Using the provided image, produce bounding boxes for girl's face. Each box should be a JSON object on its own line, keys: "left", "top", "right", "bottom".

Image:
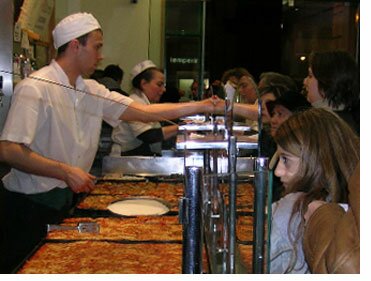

{"left": 142, "top": 71, "right": 166, "bottom": 102}
{"left": 274, "top": 145, "right": 300, "bottom": 189}
{"left": 303, "top": 67, "right": 323, "bottom": 105}
{"left": 270, "top": 105, "right": 293, "bottom": 136}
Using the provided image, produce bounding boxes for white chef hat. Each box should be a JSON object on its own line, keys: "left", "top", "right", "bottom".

{"left": 52, "top": 12, "right": 101, "bottom": 49}
{"left": 130, "top": 60, "right": 157, "bottom": 81}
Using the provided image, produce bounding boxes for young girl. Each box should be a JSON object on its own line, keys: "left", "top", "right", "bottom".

{"left": 269, "top": 108, "right": 360, "bottom": 273}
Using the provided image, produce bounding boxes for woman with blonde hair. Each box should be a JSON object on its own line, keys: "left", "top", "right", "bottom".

{"left": 269, "top": 108, "right": 359, "bottom": 273}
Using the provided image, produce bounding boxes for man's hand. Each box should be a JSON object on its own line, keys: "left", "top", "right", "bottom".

{"left": 201, "top": 95, "right": 224, "bottom": 114}
{"left": 60, "top": 164, "right": 96, "bottom": 193}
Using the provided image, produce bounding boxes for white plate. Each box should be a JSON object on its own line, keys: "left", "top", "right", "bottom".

{"left": 107, "top": 198, "right": 170, "bottom": 216}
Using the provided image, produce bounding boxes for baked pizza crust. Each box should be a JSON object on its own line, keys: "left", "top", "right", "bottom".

{"left": 19, "top": 241, "right": 183, "bottom": 274}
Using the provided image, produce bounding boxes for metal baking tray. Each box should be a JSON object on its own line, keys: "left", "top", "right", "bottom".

{"left": 102, "top": 155, "right": 256, "bottom": 176}
{"left": 15, "top": 239, "right": 183, "bottom": 274}
{"left": 176, "top": 134, "right": 258, "bottom": 150}
{"left": 179, "top": 123, "right": 252, "bottom": 132}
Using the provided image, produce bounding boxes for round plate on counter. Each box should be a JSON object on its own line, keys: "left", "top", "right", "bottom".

{"left": 107, "top": 197, "right": 171, "bottom": 216}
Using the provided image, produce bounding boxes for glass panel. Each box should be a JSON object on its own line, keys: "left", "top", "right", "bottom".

{"left": 165, "top": 36, "right": 201, "bottom": 87}
{"left": 281, "top": 0, "right": 359, "bottom": 82}
{"left": 165, "top": 1, "right": 202, "bottom": 35}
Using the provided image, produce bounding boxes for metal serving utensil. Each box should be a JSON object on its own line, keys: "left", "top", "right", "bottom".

{"left": 47, "top": 222, "right": 100, "bottom": 233}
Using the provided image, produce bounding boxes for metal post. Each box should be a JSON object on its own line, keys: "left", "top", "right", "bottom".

{"left": 198, "top": 0, "right": 206, "bottom": 100}
{"left": 266, "top": 170, "right": 274, "bottom": 273}
{"left": 181, "top": 166, "right": 203, "bottom": 274}
{"left": 0, "top": 0, "right": 14, "bottom": 131}
{"left": 204, "top": 150, "right": 211, "bottom": 174}
{"left": 253, "top": 157, "right": 269, "bottom": 273}
{"left": 228, "top": 136, "right": 237, "bottom": 273}
{"left": 257, "top": 98, "right": 262, "bottom": 157}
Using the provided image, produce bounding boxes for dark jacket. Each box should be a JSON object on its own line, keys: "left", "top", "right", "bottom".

{"left": 303, "top": 163, "right": 360, "bottom": 273}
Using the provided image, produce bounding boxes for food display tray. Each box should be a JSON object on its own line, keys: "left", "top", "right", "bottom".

{"left": 102, "top": 155, "right": 256, "bottom": 176}
{"left": 178, "top": 123, "right": 253, "bottom": 133}
{"left": 16, "top": 240, "right": 184, "bottom": 274}
{"left": 14, "top": 178, "right": 256, "bottom": 274}
{"left": 176, "top": 134, "right": 258, "bottom": 150}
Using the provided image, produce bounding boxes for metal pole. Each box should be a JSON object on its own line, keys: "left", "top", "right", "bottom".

{"left": 198, "top": 0, "right": 206, "bottom": 100}
{"left": 253, "top": 157, "right": 269, "bottom": 273}
{"left": 0, "top": 0, "right": 13, "bottom": 131}
{"left": 228, "top": 136, "right": 237, "bottom": 273}
{"left": 266, "top": 170, "right": 274, "bottom": 273}
{"left": 181, "top": 166, "right": 203, "bottom": 274}
{"left": 257, "top": 98, "right": 262, "bottom": 157}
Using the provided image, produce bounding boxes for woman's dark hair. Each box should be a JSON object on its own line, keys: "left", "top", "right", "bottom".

{"left": 132, "top": 67, "right": 162, "bottom": 90}
{"left": 309, "top": 50, "right": 359, "bottom": 110}
{"left": 104, "top": 64, "right": 124, "bottom": 82}
{"left": 258, "top": 72, "right": 298, "bottom": 98}
{"left": 221, "top": 67, "right": 254, "bottom": 84}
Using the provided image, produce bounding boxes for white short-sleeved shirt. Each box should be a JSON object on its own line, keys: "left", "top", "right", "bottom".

{"left": 111, "top": 90, "right": 161, "bottom": 155}
{"left": 0, "top": 60, "right": 133, "bottom": 194}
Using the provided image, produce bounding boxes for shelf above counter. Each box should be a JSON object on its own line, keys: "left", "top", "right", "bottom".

{"left": 176, "top": 133, "right": 258, "bottom": 150}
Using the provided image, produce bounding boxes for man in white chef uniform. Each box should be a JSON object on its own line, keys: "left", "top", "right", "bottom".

{"left": 0, "top": 12, "right": 221, "bottom": 272}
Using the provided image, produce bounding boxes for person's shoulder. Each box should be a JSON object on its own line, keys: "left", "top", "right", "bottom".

{"left": 84, "top": 78, "right": 120, "bottom": 100}
{"left": 85, "top": 78, "right": 102, "bottom": 86}
{"left": 14, "top": 65, "right": 52, "bottom": 92}
{"left": 272, "top": 192, "right": 304, "bottom": 233}
{"left": 273, "top": 192, "right": 303, "bottom": 214}
{"left": 129, "top": 91, "right": 146, "bottom": 103}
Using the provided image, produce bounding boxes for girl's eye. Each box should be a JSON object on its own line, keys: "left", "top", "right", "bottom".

{"left": 280, "top": 155, "right": 288, "bottom": 164}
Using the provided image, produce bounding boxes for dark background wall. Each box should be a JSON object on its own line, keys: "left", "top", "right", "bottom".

{"left": 205, "top": 0, "right": 282, "bottom": 82}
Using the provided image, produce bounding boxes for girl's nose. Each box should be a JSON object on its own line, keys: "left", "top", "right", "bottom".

{"left": 274, "top": 160, "right": 284, "bottom": 178}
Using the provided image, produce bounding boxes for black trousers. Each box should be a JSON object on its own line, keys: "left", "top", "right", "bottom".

{"left": 0, "top": 184, "right": 74, "bottom": 273}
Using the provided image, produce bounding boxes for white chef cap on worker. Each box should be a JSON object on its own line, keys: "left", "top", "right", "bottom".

{"left": 130, "top": 60, "right": 157, "bottom": 81}
{"left": 52, "top": 12, "right": 101, "bottom": 49}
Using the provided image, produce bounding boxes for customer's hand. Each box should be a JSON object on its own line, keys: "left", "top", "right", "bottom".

{"left": 202, "top": 95, "right": 224, "bottom": 114}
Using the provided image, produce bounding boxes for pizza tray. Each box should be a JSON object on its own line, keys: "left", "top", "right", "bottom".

{"left": 73, "top": 207, "right": 179, "bottom": 218}
{"left": 77, "top": 193, "right": 178, "bottom": 209}
{"left": 15, "top": 240, "right": 184, "bottom": 274}
{"left": 106, "top": 197, "right": 172, "bottom": 217}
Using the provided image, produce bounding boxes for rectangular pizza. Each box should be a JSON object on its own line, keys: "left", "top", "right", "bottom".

{"left": 18, "top": 241, "right": 182, "bottom": 274}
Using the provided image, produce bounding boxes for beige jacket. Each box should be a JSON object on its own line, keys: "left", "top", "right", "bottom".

{"left": 303, "top": 163, "right": 360, "bottom": 273}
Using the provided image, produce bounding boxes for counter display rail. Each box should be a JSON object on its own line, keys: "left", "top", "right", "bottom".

{"left": 174, "top": 114, "right": 270, "bottom": 274}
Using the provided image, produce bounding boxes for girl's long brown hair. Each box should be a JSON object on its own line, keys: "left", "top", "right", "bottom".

{"left": 273, "top": 108, "right": 360, "bottom": 272}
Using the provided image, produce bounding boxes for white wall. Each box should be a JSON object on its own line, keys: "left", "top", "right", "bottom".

{"left": 55, "top": 0, "right": 163, "bottom": 93}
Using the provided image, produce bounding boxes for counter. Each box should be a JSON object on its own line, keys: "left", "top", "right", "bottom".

{"left": 17, "top": 178, "right": 255, "bottom": 274}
